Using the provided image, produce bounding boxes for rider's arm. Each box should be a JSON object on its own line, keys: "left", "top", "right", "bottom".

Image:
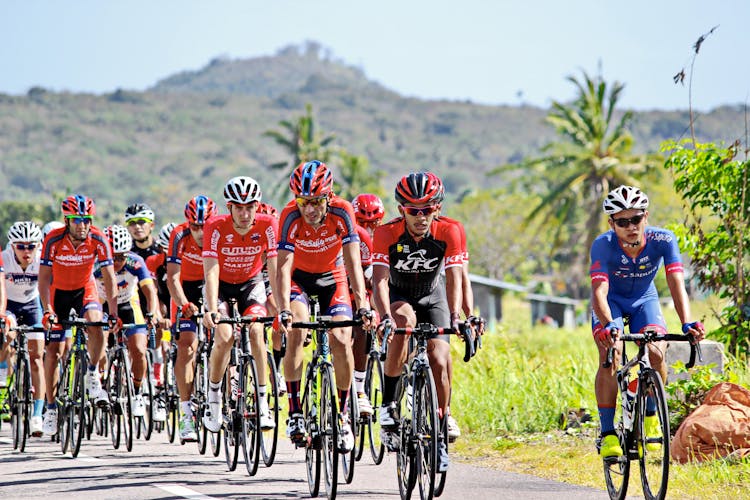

{"left": 371, "top": 264, "right": 391, "bottom": 321}
{"left": 666, "top": 270, "right": 693, "bottom": 326}
{"left": 203, "top": 256, "right": 220, "bottom": 315}
{"left": 591, "top": 279, "right": 614, "bottom": 326}
{"left": 275, "top": 249, "right": 294, "bottom": 313}
{"left": 265, "top": 255, "right": 280, "bottom": 315}
{"left": 38, "top": 265, "right": 53, "bottom": 314}
{"left": 342, "top": 240, "right": 368, "bottom": 311}
{"left": 444, "top": 265, "right": 463, "bottom": 319}
{"left": 0, "top": 269, "right": 6, "bottom": 315}
{"left": 138, "top": 278, "right": 162, "bottom": 321}
{"left": 461, "top": 261, "right": 473, "bottom": 317}
{"left": 100, "top": 264, "right": 119, "bottom": 317}
{"left": 166, "top": 262, "right": 189, "bottom": 308}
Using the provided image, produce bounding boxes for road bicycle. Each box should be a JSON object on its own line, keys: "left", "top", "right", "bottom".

{"left": 215, "top": 299, "right": 274, "bottom": 476}
{"left": 260, "top": 322, "right": 282, "bottom": 467}
{"left": 291, "top": 297, "right": 362, "bottom": 500}
{"left": 154, "top": 321, "right": 180, "bottom": 443}
{"left": 134, "top": 320, "right": 157, "bottom": 442}
{"left": 601, "top": 327, "right": 701, "bottom": 500}
{"left": 1, "top": 321, "right": 47, "bottom": 452}
{"left": 56, "top": 314, "right": 109, "bottom": 457}
{"left": 381, "top": 322, "right": 474, "bottom": 500}
{"left": 189, "top": 307, "right": 220, "bottom": 455}
{"left": 354, "top": 328, "right": 385, "bottom": 465}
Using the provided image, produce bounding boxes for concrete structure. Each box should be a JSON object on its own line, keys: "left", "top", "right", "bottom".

{"left": 665, "top": 339, "right": 725, "bottom": 383}
{"left": 467, "top": 273, "right": 526, "bottom": 329}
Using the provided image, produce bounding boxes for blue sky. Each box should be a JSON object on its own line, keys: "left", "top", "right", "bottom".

{"left": 2, "top": 1, "right": 747, "bottom": 111}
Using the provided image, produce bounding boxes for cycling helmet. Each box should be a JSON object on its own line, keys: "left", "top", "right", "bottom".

{"left": 42, "top": 221, "right": 65, "bottom": 239}
{"left": 603, "top": 185, "right": 649, "bottom": 215}
{"left": 7, "top": 221, "right": 43, "bottom": 244}
{"left": 257, "top": 202, "right": 279, "bottom": 219}
{"left": 124, "top": 203, "right": 155, "bottom": 222}
{"left": 224, "top": 176, "right": 262, "bottom": 204}
{"left": 61, "top": 194, "right": 96, "bottom": 216}
{"left": 394, "top": 172, "right": 443, "bottom": 205}
{"left": 289, "top": 160, "right": 333, "bottom": 197}
{"left": 156, "top": 222, "right": 177, "bottom": 250}
{"left": 352, "top": 194, "right": 385, "bottom": 223}
{"left": 104, "top": 224, "right": 133, "bottom": 254}
{"left": 184, "top": 195, "right": 217, "bottom": 224}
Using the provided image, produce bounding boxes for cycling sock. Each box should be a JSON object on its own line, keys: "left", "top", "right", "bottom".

{"left": 258, "top": 385, "right": 267, "bottom": 398}
{"left": 598, "top": 406, "right": 616, "bottom": 434}
{"left": 47, "top": 402, "right": 57, "bottom": 410}
{"left": 286, "top": 380, "right": 301, "bottom": 414}
{"left": 338, "top": 388, "right": 349, "bottom": 414}
{"left": 0, "top": 361, "right": 7, "bottom": 369}
{"left": 353, "top": 370, "right": 366, "bottom": 394}
{"left": 181, "top": 400, "right": 193, "bottom": 418}
{"left": 87, "top": 365, "right": 97, "bottom": 373}
{"left": 383, "top": 375, "right": 400, "bottom": 405}
{"left": 646, "top": 395, "right": 657, "bottom": 414}
{"left": 273, "top": 349, "right": 283, "bottom": 368}
{"left": 33, "top": 399, "right": 45, "bottom": 417}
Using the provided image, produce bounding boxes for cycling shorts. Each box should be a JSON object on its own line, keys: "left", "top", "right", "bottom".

{"left": 6, "top": 299, "right": 44, "bottom": 340}
{"left": 591, "top": 293, "right": 667, "bottom": 335}
{"left": 48, "top": 283, "right": 102, "bottom": 343}
{"left": 290, "top": 268, "right": 352, "bottom": 319}
{"left": 217, "top": 278, "right": 268, "bottom": 317}
{"left": 170, "top": 280, "right": 204, "bottom": 334}
{"left": 390, "top": 285, "right": 451, "bottom": 344}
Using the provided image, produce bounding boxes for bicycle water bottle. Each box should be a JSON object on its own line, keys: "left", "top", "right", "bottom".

{"left": 622, "top": 378, "right": 637, "bottom": 429}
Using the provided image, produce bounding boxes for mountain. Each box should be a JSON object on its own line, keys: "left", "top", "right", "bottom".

{"left": 0, "top": 42, "right": 745, "bottom": 225}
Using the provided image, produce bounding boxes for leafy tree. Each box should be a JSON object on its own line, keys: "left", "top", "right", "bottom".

{"left": 332, "top": 151, "right": 386, "bottom": 201}
{"left": 492, "top": 70, "right": 661, "bottom": 297}
{"left": 263, "top": 103, "right": 336, "bottom": 203}
{"left": 0, "top": 200, "right": 58, "bottom": 247}
{"left": 663, "top": 140, "right": 750, "bottom": 355}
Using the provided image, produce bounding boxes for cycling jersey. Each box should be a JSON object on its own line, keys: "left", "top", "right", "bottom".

{"left": 1, "top": 246, "right": 41, "bottom": 303}
{"left": 93, "top": 252, "right": 153, "bottom": 306}
{"left": 146, "top": 252, "right": 170, "bottom": 306}
{"left": 356, "top": 224, "right": 373, "bottom": 269}
{"left": 372, "top": 217, "right": 463, "bottom": 298}
{"left": 435, "top": 215, "right": 468, "bottom": 264}
{"left": 40, "top": 225, "right": 113, "bottom": 290}
{"left": 131, "top": 240, "right": 161, "bottom": 262}
{"left": 202, "top": 213, "right": 278, "bottom": 284}
{"left": 166, "top": 222, "right": 204, "bottom": 282}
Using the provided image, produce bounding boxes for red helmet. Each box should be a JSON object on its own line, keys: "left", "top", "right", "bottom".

{"left": 394, "top": 172, "right": 443, "bottom": 205}
{"left": 184, "top": 195, "right": 217, "bottom": 224}
{"left": 289, "top": 160, "right": 333, "bottom": 197}
{"left": 352, "top": 194, "right": 385, "bottom": 223}
{"left": 257, "top": 202, "right": 279, "bottom": 219}
{"left": 61, "top": 195, "right": 96, "bottom": 216}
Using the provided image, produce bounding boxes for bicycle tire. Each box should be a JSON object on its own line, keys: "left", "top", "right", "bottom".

{"left": 414, "top": 367, "right": 438, "bottom": 500}
{"left": 140, "top": 349, "right": 155, "bottom": 441}
{"left": 303, "top": 366, "right": 321, "bottom": 498}
{"left": 320, "top": 365, "right": 339, "bottom": 499}
{"left": 261, "top": 351, "right": 279, "bottom": 467}
{"left": 107, "top": 359, "right": 121, "bottom": 450}
{"left": 223, "top": 368, "right": 240, "bottom": 471}
{"left": 58, "top": 353, "right": 73, "bottom": 454}
{"left": 119, "top": 352, "right": 135, "bottom": 452}
{"left": 365, "top": 354, "right": 385, "bottom": 465}
{"left": 11, "top": 358, "right": 27, "bottom": 451}
{"left": 637, "top": 369, "right": 670, "bottom": 500}
{"left": 194, "top": 351, "right": 208, "bottom": 455}
{"left": 341, "top": 380, "right": 357, "bottom": 484}
{"left": 396, "top": 371, "right": 417, "bottom": 500}
{"left": 165, "top": 349, "right": 178, "bottom": 443}
{"left": 433, "top": 415, "right": 448, "bottom": 497}
{"left": 240, "top": 356, "right": 261, "bottom": 477}
{"left": 70, "top": 356, "right": 87, "bottom": 457}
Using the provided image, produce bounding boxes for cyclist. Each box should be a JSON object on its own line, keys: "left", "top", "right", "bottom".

{"left": 38, "top": 195, "right": 120, "bottom": 437}
{"left": 42, "top": 221, "right": 65, "bottom": 240}
{"left": 1, "top": 222, "right": 45, "bottom": 435}
{"left": 591, "top": 185, "right": 706, "bottom": 458}
{"left": 350, "top": 193, "right": 385, "bottom": 417}
{"left": 202, "top": 176, "right": 279, "bottom": 432}
{"left": 166, "top": 195, "right": 218, "bottom": 442}
{"left": 372, "top": 172, "right": 464, "bottom": 472}
{"left": 276, "top": 160, "right": 373, "bottom": 453}
{"left": 125, "top": 203, "right": 161, "bottom": 261}
{"left": 96, "top": 225, "right": 162, "bottom": 418}
{"left": 0, "top": 252, "right": 10, "bottom": 388}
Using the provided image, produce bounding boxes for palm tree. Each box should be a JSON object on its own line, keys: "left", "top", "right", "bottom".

{"left": 334, "top": 152, "right": 386, "bottom": 201}
{"left": 263, "top": 103, "right": 337, "bottom": 203}
{"left": 495, "top": 70, "right": 660, "bottom": 297}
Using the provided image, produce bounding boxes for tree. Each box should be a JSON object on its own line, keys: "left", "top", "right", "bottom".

{"left": 0, "top": 201, "right": 58, "bottom": 247}
{"left": 333, "top": 151, "right": 386, "bottom": 201}
{"left": 492, "top": 70, "right": 660, "bottom": 297}
{"left": 263, "top": 104, "right": 336, "bottom": 203}
{"left": 663, "top": 140, "right": 750, "bottom": 355}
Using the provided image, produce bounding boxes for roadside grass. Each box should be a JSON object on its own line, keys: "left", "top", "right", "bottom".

{"left": 450, "top": 295, "right": 750, "bottom": 498}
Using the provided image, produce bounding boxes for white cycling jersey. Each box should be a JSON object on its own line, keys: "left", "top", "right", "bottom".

{"left": 1, "top": 246, "right": 41, "bottom": 304}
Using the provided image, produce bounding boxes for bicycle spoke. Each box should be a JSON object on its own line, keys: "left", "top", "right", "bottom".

{"left": 638, "top": 369, "right": 670, "bottom": 500}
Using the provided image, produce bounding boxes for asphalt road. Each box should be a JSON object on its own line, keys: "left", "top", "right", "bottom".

{"left": 0, "top": 421, "right": 613, "bottom": 499}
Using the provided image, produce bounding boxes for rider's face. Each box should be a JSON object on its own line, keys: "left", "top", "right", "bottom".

{"left": 609, "top": 209, "right": 648, "bottom": 246}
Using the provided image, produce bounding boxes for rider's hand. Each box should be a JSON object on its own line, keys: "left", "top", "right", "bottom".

{"left": 203, "top": 311, "right": 219, "bottom": 329}
{"left": 450, "top": 312, "right": 461, "bottom": 336}
{"left": 108, "top": 314, "right": 123, "bottom": 333}
{"left": 468, "top": 315, "right": 486, "bottom": 336}
{"left": 277, "top": 309, "right": 292, "bottom": 333}
{"left": 682, "top": 321, "right": 705, "bottom": 342}
{"left": 376, "top": 315, "right": 393, "bottom": 344}
{"left": 42, "top": 311, "right": 57, "bottom": 330}
{"left": 158, "top": 317, "right": 172, "bottom": 331}
{"left": 357, "top": 307, "right": 374, "bottom": 329}
{"left": 593, "top": 321, "right": 618, "bottom": 348}
{"left": 181, "top": 302, "right": 197, "bottom": 319}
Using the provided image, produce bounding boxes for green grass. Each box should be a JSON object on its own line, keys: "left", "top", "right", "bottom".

{"left": 449, "top": 296, "right": 750, "bottom": 497}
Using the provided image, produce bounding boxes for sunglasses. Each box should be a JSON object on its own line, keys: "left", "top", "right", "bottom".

{"left": 127, "top": 218, "right": 152, "bottom": 226}
{"left": 296, "top": 197, "right": 327, "bottom": 208}
{"left": 612, "top": 213, "right": 645, "bottom": 228}
{"left": 401, "top": 205, "right": 439, "bottom": 217}
{"left": 113, "top": 254, "right": 128, "bottom": 263}
{"left": 15, "top": 243, "right": 37, "bottom": 251}
{"left": 66, "top": 216, "right": 92, "bottom": 225}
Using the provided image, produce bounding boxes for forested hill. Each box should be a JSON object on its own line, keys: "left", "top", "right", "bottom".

{"left": 0, "top": 42, "right": 745, "bottom": 224}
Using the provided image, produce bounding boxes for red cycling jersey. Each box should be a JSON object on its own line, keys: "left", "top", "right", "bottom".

{"left": 277, "top": 195, "right": 360, "bottom": 277}
{"left": 40, "top": 225, "right": 113, "bottom": 290}
{"left": 435, "top": 215, "right": 468, "bottom": 264}
{"left": 356, "top": 224, "right": 373, "bottom": 268}
{"left": 202, "top": 213, "right": 279, "bottom": 284}
{"left": 166, "top": 222, "right": 204, "bottom": 282}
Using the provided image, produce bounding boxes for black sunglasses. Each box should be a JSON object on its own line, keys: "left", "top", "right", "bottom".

{"left": 612, "top": 213, "right": 645, "bottom": 228}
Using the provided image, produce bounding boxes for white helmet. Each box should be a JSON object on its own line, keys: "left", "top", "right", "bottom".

{"left": 7, "top": 221, "right": 43, "bottom": 243}
{"left": 157, "top": 222, "right": 177, "bottom": 250}
{"left": 124, "top": 203, "right": 155, "bottom": 222}
{"left": 223, "top": 176, "right": 262, "bottom": 204}
{"left": 42, "top": 221, "right": 65, "bottom": 239}
{"left": 603, "top": 185, "right": 649, "bottom": 215}
{"left": 104, "top": 224, "right": 133, "bottom": 253}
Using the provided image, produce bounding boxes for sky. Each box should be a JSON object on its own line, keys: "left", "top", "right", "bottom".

{"left": 2, "top": 1, "right": 748, "bottom": 111}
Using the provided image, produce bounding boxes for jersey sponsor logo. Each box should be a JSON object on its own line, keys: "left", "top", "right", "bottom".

{"left": 220, "top": 245, "right": 263, "bottom": 256}
{"left": 372, "top": 252, "right": 387, "bottom": 262}
{"left": 445, "top": 254, "right": 463, "bottom": 265}
{"left": 397, "top": 244, "right": 410, "bottom": 253}
{"left": 638, "top": 256, "right": 651, "bottom": 264}
{"left": 296, "top": 234, "right": 339, "bottom": 249}
{"left": 225, "top": 233, "right": 234, "bottom": 243}
{"left": 392, "top": 249, "right": 440, "bottom": 272}
{"left": 621, "top": 255, "right": 629, "bottom": 265}
{"left": 56, "top": 254, "right": 88, "bottom": 264}
{"left": 590, "top": 260, "right": 602, "bottom": 271}
{"left": 649, "top": 232, "right": 673, "bottom": 243}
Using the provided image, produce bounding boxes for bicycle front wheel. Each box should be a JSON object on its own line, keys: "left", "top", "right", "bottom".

{"left": 340, "top": 380, "right": 357, "bottom": 484}
{"left": 303, "top": 366, "right": 321, "bottom": 497}
{"left": 414, "top": 367, "right": 438, "bottom": 500}
{"left": 433, "top": 414, "right": 449, "bottom": 497}
{"left": 11, "top": 358, "right": 27, "bottom": 451}
{"left": 58, "top": 354, "right": 73, "bottom": 454}
{"left": 638, "top": 369, "right": 670, "bottom": 500}
{"left": 365, "top": 354, "right": 385, "bottom": 464}
{"left": 396, "top": 372, "right": 417, "bottom": 500}
{"left": 261, "top": 351, "right": 279, "bottom": 467}
{"left": 320, "top": 365, "right": 339, "bottom": 499}
{"left": 107, "top": 359, "right": 121, "bottom": 449}
{"left": 69, "top": 356, "right": 87, "bottom": 457}
{"left": 194, "top": 352, "right": 208, "bottom": 455}
{"left": 119, "top": 353, "right": 135, "bottom": 452}
{"left": 602, "top": 427, "right": 630, "bottom": 499}
{"left": 240, "top": 357, "right": 261, "bottom": 477}
{"left": 222, "top": 370, "right": 240, "bottom": 471}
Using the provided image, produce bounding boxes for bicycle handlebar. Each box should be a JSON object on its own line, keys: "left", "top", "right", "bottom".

{"left": 380, "top": 322, "right": 475, "bottom": 363}
{"left": 291, "top": 316, "right": 363, "bottom": 330}
{"left": 217, "top": 315, "right": 276, "bottom": 326}
{"left": 603, "top": 330, "right": 703, "bottom": 369}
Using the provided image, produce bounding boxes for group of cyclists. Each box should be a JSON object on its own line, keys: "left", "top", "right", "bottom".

{"left": 0, "top": 160, "right": 484, "bottom": 484}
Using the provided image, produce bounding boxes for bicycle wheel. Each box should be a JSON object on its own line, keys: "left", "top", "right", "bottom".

{"left": 165, "top": 351, "right": 178, "bottom": 444}
{"left": 638, "top": 369, "right": 670, "bottom": 500}
{"left": 240, "top": 357, "right": 261, "bottom": 476}
{"left": 365, "top": 354, "right": 385, "bottom": 464}
{"left": 433, "top": 414, "right": 449, "bottom": 497}
{"left": 320, "top": 365, "right": 339, "bottom": 499}
{"left": 194, "top": 352, "right": 208, "bottom": 455}
{"left": 414, "top": 367, "right": 438, "bottom": 500}
{"left": 139, "top": 350, "right": 155, "bottom": 441}
{"left": 107, "top": 359, "right": 121, "bottom": 449}
{"left": 119, "top": 353, "right": 135, "bottom": 452}
{"left": 58, "top": 354, "right": 73, "bottom": 454}
{"left": 11, "top": 357, "right": 28, "bottom": 451}
{"left": 341, "top": 380, "right": 357, "bottom": 484}
{"left": 303, "top": 364, "right": 321, "bottom": 497}
{"left": 261, "top": 351, "right": 279, "bottom": 467}
{"left": 602, "top": 427, "right": 630, "bottom": 499}
{"left": 396, "top": 373, "right": 417, "bottom": 500}
{"left": 69, "top": 356, "right": 87, "bottom": 457}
